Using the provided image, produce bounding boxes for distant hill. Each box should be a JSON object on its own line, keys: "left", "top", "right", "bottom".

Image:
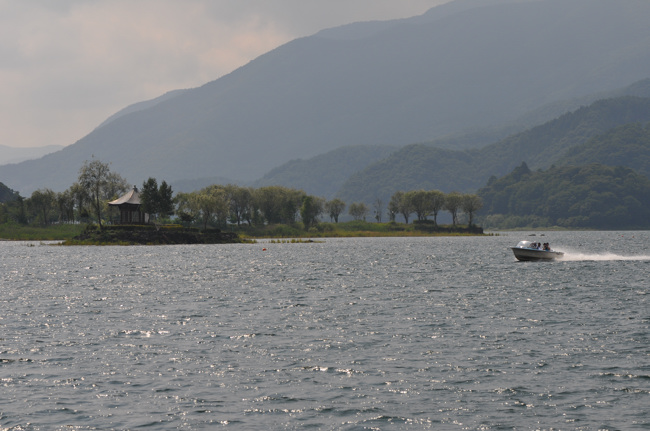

{"left": 94, "top": 89, "right": 189, "bottom": 130}
{"left": 0, "top": 145, "right": 64, "bottom": 165}
{"left": 3, "top": 0, "right": 650, "bottom": 194}
{"left": 251, "top": 145, "right": 398, "bottom": 198}
{"left": 478, "top": 163, "right": 650, "bottom": 229}
{"left": 421, "top": 78, "right": 650, "bottom": 151}
{"left": 171, "top": 176, "right": 240, "bottom": 193}
{"left": 0, "top": 181, "right": 19, "bottom": 203}
{"left": 337, "top": 96, "right": 650, "bottom": 203}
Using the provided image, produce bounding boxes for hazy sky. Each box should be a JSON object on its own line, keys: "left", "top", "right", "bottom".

{"left": 0, "top": 0, "right": 450, "bottom": 149}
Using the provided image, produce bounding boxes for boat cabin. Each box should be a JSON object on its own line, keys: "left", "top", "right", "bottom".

{"left": 108, "top": 186, "right": 148, "bottom": 224}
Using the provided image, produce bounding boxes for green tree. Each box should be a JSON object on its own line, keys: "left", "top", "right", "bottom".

{"left": 140, "top": 178, "right": 174, "bottom": 222}
{"left": 373, "top": 198, "right": 384, "bottom": 222}
{"left": 56, "top": 189, "right": 75, "bottom": 223}
{"left": 427, "top": 190, "right": 446, "bottom": 225}
{"left": 69, "top": 182, "right": 90, "bottom": 223}
{"left": 174, "top": 192, "right": 198, "bottom": 227}
{"left": 254, "top": 186, "right": 305, "bottom": 225}
{"left": 348, "top": 202, "right": 368, "bottom": 221}
{"left": 461, "top": 194, "right": 483, "bottom": 226}
{"left": 28, "top": 188, "right": 56, "bottom": 225}
{"left": 300, "top": 195, "right": 323, "bottom": 230}
{"left": 405, "top": 190, "right": 431, "bottom": 221}
{"left": 324, "top": 198, "right": 346, "bottom": 223}
{"left": 78, "top": 158, "right": 128, "bottom": 228}
{"left": 226, "top": 185, "right": 253, "bottom": 226}
{"left": 389, "top": 191, "right": 413, "bottom": 224}
{"left": 158, "top": 181, "right": 174, "bottom": 219}
{"left": 388, "top": 192, "right": 400, "bottom": 222}
{"left": 140, "top": 177, "right": 159, "bottom": 219}
{"left": 444, "top": 192, "right": 463, "bottom": 225}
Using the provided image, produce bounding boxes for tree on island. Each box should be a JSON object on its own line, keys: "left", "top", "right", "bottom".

{"left": 348, "top": 202, "right": 369, "bottom": 221}
{"left": 78, "top": 158, "right": 128, "bottom": 229}
{"left": 28, "top": 189, "right": 56, "bottom": 225}
{"left": 300, "top": 195, "right": 323, "bottom": 230}
{"left": 388, "top": 191, "right": 414, "bottom": 224}
{"left": 140, "top": 177, "right": 174, "bottom": 222}
{"left": 324, "top": 198, "right": 346, "bottom": 223}
{"left": 444, "top": 192, "right": 463, "bottom": 225}
{"left": 461, "top": 194, "right": 483, "bottom": 227}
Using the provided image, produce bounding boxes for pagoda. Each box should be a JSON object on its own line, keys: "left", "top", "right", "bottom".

{"left": 108, "top": 186, "right": 148, "bottom": 224}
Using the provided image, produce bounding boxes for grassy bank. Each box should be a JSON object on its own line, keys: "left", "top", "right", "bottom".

{"left": 234, "top": 220, "right": 485, "bottom": 239}
{"left": 0, "top": 223, "right": 85, "bottom": 241}
{"left": 0, "top": 220, "right": 486, "bottom": 243}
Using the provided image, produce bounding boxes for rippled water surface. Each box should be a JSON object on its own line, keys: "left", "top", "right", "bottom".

{"left": 1, "top": 232, "right": 649, "bottom": 430}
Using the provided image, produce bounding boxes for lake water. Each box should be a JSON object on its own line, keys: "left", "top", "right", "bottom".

{"left": 1, "top": 232, "right": 648, "bottom": 430}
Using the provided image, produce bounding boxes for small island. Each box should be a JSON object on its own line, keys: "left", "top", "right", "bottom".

{"left": 65, "top": 224, "right": 239, "bottom": 245}
{"left": 1, "top": 160, "right": 486, "bottom": 245}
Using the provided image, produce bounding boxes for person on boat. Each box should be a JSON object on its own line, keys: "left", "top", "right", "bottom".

{"left": 543, "top": 243, "right": 550, "bottom": 251}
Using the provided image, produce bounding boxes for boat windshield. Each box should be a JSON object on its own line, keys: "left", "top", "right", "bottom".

{"left": 516, "top": 241, "right": 532, "bottom": 248}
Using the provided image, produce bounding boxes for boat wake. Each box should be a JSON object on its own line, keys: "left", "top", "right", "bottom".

{"left": 559, "top": 250, "right": 650, "bottom": 261}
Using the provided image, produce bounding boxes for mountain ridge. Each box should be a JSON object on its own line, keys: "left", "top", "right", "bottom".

{"left": 336, "top": 96, "right": 650, "bottom": 203}
{"left": 3, "top": 0, "right": 650, "bottom": 194}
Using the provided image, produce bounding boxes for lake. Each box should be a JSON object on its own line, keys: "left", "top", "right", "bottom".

{"left": 1, "top": 232, "right": 648, "bottom": 430}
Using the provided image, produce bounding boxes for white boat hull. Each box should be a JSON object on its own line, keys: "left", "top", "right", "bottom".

{"left": 511, "top": 247, "right": 564, "bottom": 261}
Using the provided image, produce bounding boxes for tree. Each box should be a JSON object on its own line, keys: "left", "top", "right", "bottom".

{"left": 405, "top": 190, "right": 430, "bottom": 221}
{"left": 461, "top": 194, "right": 483, "bottom": 226}
{"left": 78, "top": 158, "right": 128, "bottom": 228}
{"left": 158, "top": 181, "right": 174, "bottom": 219}
{"left": 200, "top": 185, "right": 229, "bottom": 228}
{"left": 324, "top": 198, "right": 346, "bottom": 223}
{"left": 28, "top": 189, "right": 56, "bottom": 225}
{"left": 348, "top": 202, "right": 368, "bottom": 221}
{"left": 388, "top": 192, "right": 400, "bottom": 222}
{"left": 373, "top": 198, "right": 384, "bottom": 223}
{"left": 140, "top": 177, "right": 159, "bottom": 219}
{"left": 226, "top": 185, "right": 253, "bottom": 227}
{"left": 174, "top": 192, "right": 197, "bottom": 227}
{"left": 444, "top": 192, "right": 463, "bottom": 225}
{"left": 428, "top": 190, "right": 446, "bottom": 225}
{"left": 175, "top": 189, "right": 224, "bottom": 230}
{"left": 56, "top": 189, "right": 75, "bottom": 223}
{"left": 69, "top": 182, "right": 90, "bottom": 223}
{"left": 139, "top": 178, "right": 175, "bottom": 222}
{"left": 254, "top": 186, "right": 305, "bottom": 225}
{"left": 389, "top": 191, "right": 413, "bottom": 224}
{"left": 300, "top": 195, "right": 323, "bottom": 230}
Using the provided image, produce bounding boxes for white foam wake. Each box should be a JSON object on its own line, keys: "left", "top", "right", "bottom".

{"left": 558, "top": 250, "right": 650, "bottom": 261}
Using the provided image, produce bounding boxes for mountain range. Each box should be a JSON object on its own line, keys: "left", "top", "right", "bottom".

{"left": 336, "top": 95, "right": 650, "bottom": 203}
{"left": 2, "top": 0, "right": 650, "bottom": 196}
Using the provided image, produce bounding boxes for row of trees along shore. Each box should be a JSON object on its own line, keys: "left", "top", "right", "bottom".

{"left": 0, "top": 159, "right": 483, "bottom": 230}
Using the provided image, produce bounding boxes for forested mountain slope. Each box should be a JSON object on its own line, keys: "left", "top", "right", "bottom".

{"left": 337, "top": 97, "right": 650, "bottom": 203}
{"left": 478, "top": 163, "right": 650, "bottom": 229}
{"left": 0, "top": 182, "right": 19, "bottom": 203}
{"left": 3, "top": 0, "right": 650, "bottom": 194}
{"left": 559, "top": 123, "right": 650, "bottom": 178}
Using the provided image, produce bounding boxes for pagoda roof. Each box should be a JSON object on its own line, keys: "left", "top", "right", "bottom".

{"left": 108, "top": 186, "right": 141, "bottom": 206}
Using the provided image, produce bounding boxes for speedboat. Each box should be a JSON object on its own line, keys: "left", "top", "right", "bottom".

{"left": 510, "top": 240, "right": 564, "bottom": 261}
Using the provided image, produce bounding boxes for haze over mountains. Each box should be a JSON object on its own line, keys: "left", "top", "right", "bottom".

{"left": 0, "top": 145, "right": 64, "bottom": 166}
{"left": 2, "top": 0, "right": 650, "bottom": 195}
